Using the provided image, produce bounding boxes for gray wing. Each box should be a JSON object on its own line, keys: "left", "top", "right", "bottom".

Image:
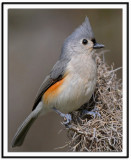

{"left": 32, "top": 58, "right": 69, "bottom": 111}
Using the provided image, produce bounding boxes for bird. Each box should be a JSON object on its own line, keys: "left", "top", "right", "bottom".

{"left": 11, "top": 17, "right": 104, "bottom": 147}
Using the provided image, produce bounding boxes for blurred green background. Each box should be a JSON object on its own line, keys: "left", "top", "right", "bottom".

{"left": 8, "top": 9, "right": 122, "bottom": 152}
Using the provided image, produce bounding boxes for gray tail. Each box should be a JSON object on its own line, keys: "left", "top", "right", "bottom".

{"left": 11, "top": 102, "right": 43, "bottom": 147}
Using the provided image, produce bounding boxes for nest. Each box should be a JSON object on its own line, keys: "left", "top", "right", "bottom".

{"left": 61, "top": 52, "right": 122, "bottom": 152}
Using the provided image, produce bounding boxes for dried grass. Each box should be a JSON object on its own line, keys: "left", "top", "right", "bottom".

{"left": 62, "top": 52, "right": 122, "bottom": 152}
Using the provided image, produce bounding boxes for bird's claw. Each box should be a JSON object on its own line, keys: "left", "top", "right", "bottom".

{"left": 53, "top": 107, "right": 72, "bottom": 127}
{"left": 81, "top": 107, "right": 101, "bottom": 119}
{"left": 62, "top": 114, "right": 72, "bottom": 127}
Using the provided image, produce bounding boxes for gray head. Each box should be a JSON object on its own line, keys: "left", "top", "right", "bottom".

{"left": 60, "top": 17, "right": 104, "bottom": 59}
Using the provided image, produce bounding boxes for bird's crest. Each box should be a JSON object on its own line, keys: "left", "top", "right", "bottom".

{"left": 69, "top": 17, "right": 95, "bottom": 40}
{"left": 80, "top": 17, "right": 95, "bottom": 39}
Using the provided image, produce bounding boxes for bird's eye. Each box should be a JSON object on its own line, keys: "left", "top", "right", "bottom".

{"left": 82, "top": 39, "right": 88, "bottom": 45}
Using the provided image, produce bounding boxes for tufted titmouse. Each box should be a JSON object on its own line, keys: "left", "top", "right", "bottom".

{"left": 12, "top": 17, "right": 104, "bottom": 147}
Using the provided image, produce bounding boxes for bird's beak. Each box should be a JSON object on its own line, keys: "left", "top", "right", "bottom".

{"left": 93, "top": 43, "right": 104, "bottom": 49}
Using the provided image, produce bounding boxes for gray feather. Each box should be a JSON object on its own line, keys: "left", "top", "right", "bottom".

{"left": 50, "top": 58, "right": 70, "bottom": 79}
{"left": 72, "top": 17, "right": 94, "bottom": 40}
{"left": 80, "top": 16, "right": 95, "bottom": 40}
{"left": 12, "top": 102, "right": 43, "bottom": 147}
{"left": 67, "top": 17, "right": 94, "bottom": 41}
{"left": 32, "top": 75, "right": 53, "bottom": 110}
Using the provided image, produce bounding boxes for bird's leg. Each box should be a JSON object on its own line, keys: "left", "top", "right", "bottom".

{"left": 81, "top": 106, "right": 101, "bottom": 119}
{"left": 53, "top": 108, "right": 72, "bottom": 127}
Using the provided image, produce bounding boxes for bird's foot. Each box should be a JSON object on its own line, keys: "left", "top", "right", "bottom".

{"left": 62, "top": 114, "right": 72, "bottom": 127}
{"left": 81, "top": 107, "right": 101, "bottom": 119}
{"left": 53, "top": 108, "right": 72, "bottom": 127}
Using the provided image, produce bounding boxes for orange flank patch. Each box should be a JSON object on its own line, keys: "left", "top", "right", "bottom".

{"left": 43, "top": 77, "right": 65, "bottom": 104}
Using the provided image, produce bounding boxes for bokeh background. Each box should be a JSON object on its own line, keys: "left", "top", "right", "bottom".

{"left": 8, "top": 9, "right": 122, "bottom": 152}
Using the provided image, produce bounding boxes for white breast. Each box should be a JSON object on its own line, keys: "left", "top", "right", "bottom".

{"left": 46, "top": 54, "right": 97, "bottom": 113}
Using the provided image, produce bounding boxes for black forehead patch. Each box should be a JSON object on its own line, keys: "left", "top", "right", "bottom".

{"left": 91, "top": 38, "right": 96, "bottom": 44}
